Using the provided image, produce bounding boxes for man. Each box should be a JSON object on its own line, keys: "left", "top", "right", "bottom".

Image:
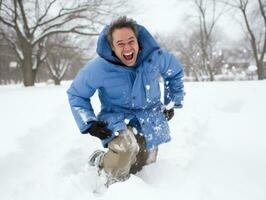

{"left": 67, "top": 16, "right": 184, "bottom": 189}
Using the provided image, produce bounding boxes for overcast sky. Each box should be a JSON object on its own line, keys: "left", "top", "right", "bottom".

{"left": 128, "top": 0, "right": 244, "bottom": 41}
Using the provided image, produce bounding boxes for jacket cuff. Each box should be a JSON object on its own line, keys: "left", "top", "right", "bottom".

{"left": 81, "top": 120, "right": 97, "bottom": 134}
{"left": 174, "top": 104, "right": 183, "bottom": 109}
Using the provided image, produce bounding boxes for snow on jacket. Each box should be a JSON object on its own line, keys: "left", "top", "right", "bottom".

{"left": 67, "top": 24, "right": 184, "bottom": 149}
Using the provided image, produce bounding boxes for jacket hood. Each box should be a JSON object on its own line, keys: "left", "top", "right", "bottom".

{"left": 96, "top": 24, "right": 160, "bottom": 66}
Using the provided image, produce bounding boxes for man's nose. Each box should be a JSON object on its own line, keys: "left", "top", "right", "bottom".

{"left": 124, "top": 43, "right": 131, "bottom": 51}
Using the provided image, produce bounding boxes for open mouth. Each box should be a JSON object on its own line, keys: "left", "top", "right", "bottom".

{"left": 123, "top": 52, "right": 134, "bottom": 61}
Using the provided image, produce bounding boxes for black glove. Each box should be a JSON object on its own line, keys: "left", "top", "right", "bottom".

{"left": 87, "top": 121, "right": 112, "bottom": 140}
{"left": 163, "top": 108, "right": 174, "bottom": 121}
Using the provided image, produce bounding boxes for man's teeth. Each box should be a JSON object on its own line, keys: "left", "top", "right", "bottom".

{"left": 124, "top": 52, "right": 133, "bottom": 56}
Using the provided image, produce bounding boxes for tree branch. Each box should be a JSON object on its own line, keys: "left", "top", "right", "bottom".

{"left": 32, "top": 27, "right": 98, "bottom": 46}
{"left": 258, "top": 0, "right": 266, "bottom": 62}
{"left": 0, "top": 30, "right": 23, "bottom": 60}
{"left": 0, "top": 2, "right": 15, "bottom": 28}
{"left": 17, "top": 0, "right": 31, "bottom": 38}
{"left": 31, "top": 0, "right": 57, "bottom": 35}
{"left": 0, "top": 16, "right": 15, "bottom": 28}
{"left": 35, "top": 4, "right": 91, "bottom": 29}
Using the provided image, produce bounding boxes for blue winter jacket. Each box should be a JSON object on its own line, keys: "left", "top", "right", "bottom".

{"left": 67, "top": 24, "right": 184, "bottom": 149}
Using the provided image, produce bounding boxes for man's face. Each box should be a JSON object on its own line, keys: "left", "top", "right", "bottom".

{"left": 111, "top": 27, "right": 139, "bottom": 67}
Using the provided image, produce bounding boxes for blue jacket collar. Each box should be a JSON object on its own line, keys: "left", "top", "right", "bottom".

{"left": 96, "top": 24, "right": 160, "bottom": 67}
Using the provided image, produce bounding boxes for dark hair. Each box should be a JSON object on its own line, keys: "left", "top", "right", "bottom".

{"left": 107, "top": 16, "right": 138, "bottom": 46}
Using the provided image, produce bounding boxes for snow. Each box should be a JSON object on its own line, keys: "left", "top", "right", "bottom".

{"left": 74, "top": 107, "right": 91, "bottom": 123}
{"left": 248, "top": 65, "right": 257, "bottom": 72}
{"left": 163, "top": 101, "right": 175, "bottom": 110}
{"left": 14, "top": 44, "right": 24, "bottom": 60}
{"left": 146, "top": 85, "right": 150, "bottom": 90}
{"left": 0, "top": 81, "right": 266, "bottom": 200}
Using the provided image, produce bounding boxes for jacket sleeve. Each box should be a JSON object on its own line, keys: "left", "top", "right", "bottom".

{"left": 158, "top": 49, "right": 185, "bottom": 108}
{"left": 67, "top": 67, "right": 98, "bottom": 134}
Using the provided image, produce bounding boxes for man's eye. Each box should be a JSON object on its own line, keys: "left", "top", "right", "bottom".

{"left": 118, "top": 43, "right": 124, "bottom": 47}
{"left": 129, "top": 41, "right": 135, "bottom": 44}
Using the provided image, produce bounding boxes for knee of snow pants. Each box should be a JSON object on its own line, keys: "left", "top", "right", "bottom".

{"left": 102, "top": 126, "right": 140, "bottom": 179}
{"left": 130, "top": 134, "right": 158, "bottom": 174}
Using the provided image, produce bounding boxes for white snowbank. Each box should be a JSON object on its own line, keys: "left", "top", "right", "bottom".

{"left": 0, "top": 81, "right": 265, "bottom": 200}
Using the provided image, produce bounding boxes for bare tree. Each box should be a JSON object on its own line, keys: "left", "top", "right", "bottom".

{"left": 0, "top": 33, "right": 22, "bottom": 84}
{"left": 176, "top": 32, "right": 205, "bottom": 81}
{"left": 0, "top": 0, "right": 130, "bottom": 86}
{"left": 225, "top": 0, "right": 266, "bottom": 80}
{"left": 45, "top": 34, "right": 84, "bottom": 85}
{"left": 156, "top": 32, "right": 202, "bottom": 81}
{"left": 191, "top": 0, "right": 228, "bottom": 81}
{"left": 155, "top": 32, "right": 203, "bottom": 81}
{"left": 169, "top": 31, "right": 224, "bottom": 81}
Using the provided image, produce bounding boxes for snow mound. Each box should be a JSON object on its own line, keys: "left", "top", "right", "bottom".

{"left": 0, "top": 81, "right": 266, "bottom": 200}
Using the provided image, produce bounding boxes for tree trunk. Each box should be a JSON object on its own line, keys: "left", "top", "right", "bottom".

{"left": 257, "top": 60, "right": 265, "bottom": 80}
{"left": 203, "top": 47, "right": 214, "bottom": 81}
{"left": 207, "top": 63, "right": 214, "bottom": 81}
{"left": 192, "top": 69, "right": 200, "bottom": 82}
{"left": 201, "top": 49, "right": 214, "bottom": 81}
{"left": 53, "top": 76, "right": 61, "bottom": 85}
{"left": 21, "top": 49, "right": 35, "bottom": 86}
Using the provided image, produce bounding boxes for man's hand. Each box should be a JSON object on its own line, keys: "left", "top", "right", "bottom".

{"left": 163, "top": 108, "right": 174, "bottom": 121}
{"left": 87, "top": 121, "right": 112, "bottom": 140}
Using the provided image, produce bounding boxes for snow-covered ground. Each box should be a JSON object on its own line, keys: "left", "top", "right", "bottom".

{"left": 0, "top": 81, "right": 266, "bottom": 200}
